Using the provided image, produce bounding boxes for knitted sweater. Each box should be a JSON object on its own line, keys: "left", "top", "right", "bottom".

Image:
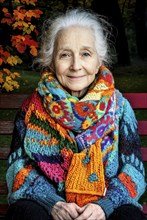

{"left": 6, "top": 69, "right": 146, "bottom": 218}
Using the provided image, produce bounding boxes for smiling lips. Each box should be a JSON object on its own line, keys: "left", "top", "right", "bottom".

{"left": 67, "top": 75, "right": 85, "bottom": 80}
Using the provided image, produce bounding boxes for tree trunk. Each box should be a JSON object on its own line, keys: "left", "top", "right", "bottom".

{"left": 91, "top": 0, "right": 130, "bottom": 65}
{"left": 135, "top": 0, "right": 147, "bottom": 59}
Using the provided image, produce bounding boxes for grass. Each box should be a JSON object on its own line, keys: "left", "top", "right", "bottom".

{"left": 0, "top": 60, "right": 147, "bottom": 204}
{"left": 13, "top": 69, "right": 40, "bottom": 94}
{"left": 113, "top": 59, "right": 147, "bottom": 92}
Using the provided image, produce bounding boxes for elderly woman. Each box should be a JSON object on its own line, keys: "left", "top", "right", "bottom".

{"left": 6, "top": 9, "right": 146, "bottom": 220}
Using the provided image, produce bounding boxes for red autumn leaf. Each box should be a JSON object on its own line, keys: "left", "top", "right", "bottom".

{"left": 0, "top": 58, "right": 3, "bottom": 65}
{"left": 24, "top": 35, "right": 38, "bottom": 47}
{"left": 16, "top": 43, "right": 26, "bottom": 53}
{"left": 0, "top": 47, "right": 10, "bottom": 64}
{"left": 1, "top": 8, "right": 14, "bottom": 25}
{"left": 11, "top": 35, "right": 26, "bottom": 53}
{"left": 1, "top": 17, "right": 13, "bottom": 25}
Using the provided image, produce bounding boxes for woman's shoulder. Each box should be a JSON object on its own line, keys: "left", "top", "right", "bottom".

{"left": 115, "top": 89, "right": 134, "bottom": 118}
{"left": 115, "top": 89, "right": 137, "bottom": 125}
{"left": 21, "top": 91, "right": 41, "bottom": 112}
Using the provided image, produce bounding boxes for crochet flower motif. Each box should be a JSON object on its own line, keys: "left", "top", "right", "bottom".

{"left": 73, "top": 102, "right": 95, "bottom": 118}
{"left": 82, "top": 118, "right": 92, "bottom": 130}
{"left": 50, "top": 102, "right": 63, "bottom": 117}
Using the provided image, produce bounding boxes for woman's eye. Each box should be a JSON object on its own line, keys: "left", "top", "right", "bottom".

{"left": 82, "top": 52, "right": 90, "bottom": 57}
{"left": 60, "top": 53, "right": 71, "bottom": 58}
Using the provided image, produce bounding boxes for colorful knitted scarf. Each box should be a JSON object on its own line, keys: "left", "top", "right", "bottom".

{"left": 24, "top": 66, "right": 117, "bottom": 206}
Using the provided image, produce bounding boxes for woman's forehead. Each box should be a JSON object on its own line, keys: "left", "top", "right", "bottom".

{"left": 55, "top": 26, "right": 96, "bottom": 50}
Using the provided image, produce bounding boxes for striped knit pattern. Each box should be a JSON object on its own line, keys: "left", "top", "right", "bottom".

{"left": 6, "top": 66, "right": 146, "bottom": 217}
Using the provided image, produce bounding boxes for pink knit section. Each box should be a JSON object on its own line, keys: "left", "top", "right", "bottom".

{"left": 38, "top": 161, "right": 65, "bottom": 182}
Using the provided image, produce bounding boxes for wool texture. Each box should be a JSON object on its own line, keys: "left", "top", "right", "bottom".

{"left": 6, "top": 66, "right": 146, "bottom": 217}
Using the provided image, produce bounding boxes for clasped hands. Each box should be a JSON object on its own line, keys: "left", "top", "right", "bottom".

{"left": 51, "top": 201, "right": 106, "bottom": 220}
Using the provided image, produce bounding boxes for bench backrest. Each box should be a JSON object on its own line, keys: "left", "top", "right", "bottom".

{"left": 0, "top": 93, "right": 147, "bottom": 217}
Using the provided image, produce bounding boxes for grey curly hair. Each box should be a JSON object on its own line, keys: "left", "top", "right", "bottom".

{"left": 34, "top": 9, "right": 112, "bottom": 70}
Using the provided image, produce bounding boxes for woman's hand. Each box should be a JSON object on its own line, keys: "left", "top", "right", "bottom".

{"left": 51, "top": 201, "right": 81, "bottom": 220}
{"left": 75, "top": 203, "right": 106, "bottom": 220}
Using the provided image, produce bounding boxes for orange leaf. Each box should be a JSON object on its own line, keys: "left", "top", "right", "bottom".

{"left": 30, "top": 45, "right": 37, "bottom": 56}
{"left": 14, "top": 0, "right": 20, "bottom": 3}
{"left": 13, "top": 9, "right": 25, "bottom": 20}
{"left": 0, "top": 48, "right": 10, "bottom": 64}
{"left": 11, "top": 35, "right": 25, "bottom": 46}
{"left": 2, "top": 8, "right": 12, "bottom": 18}
{"left": 3, "top": 68, "right": 11, "bottom": 75}
{"left": 21, "top": 0, "right": 37, "bottom": 6}
{"left": 1, "top": 17, "right": 13, "bottom": 25}
{"left": 2, "top": 8, "right": 8, "bottom": 13}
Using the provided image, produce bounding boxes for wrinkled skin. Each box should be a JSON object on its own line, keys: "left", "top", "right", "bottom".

{"left": 51, "top": 201, "right": 106, "bottom": 220}
{"left": 53, "top": 26, "right": 101, "bottom": 98}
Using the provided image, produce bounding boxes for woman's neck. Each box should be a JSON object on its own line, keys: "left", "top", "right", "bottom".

{"left": 70, "top": 88, "right": 88, "bottom": 98}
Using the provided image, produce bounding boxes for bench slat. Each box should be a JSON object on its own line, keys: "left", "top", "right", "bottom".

{"left": 0, "top": 204, "right": 8, "bottom": 217}
{"left": 0, "top": 121, "right": 14, "bottom": 135}
{"left": 0, "top": 148, "right": 10, "bottom": 160}
{"left": 123, "top": 93, "right": 147, "bottom": 109}
{"left": 138, "top": 121, "right": 147, "bottom": 136}
{"left": 0, "top": 94, "right": 29, "bottom": 109}
{"left": 0, "top": 181, "right": 8, "bottom": 195}
{"left": 142, "top": 204, "right": 147, "bottom": 215}
{"left": 141, "top": 148, "right": 147, "bottom": 162}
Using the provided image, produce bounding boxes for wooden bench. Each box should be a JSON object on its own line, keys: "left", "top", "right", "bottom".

{"left": 0, "top": 93, "right": 147, "bottom": 219}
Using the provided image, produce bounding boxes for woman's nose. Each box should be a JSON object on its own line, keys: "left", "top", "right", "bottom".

{"left": 70, "top": 56, "right": 82, "bottom": 71}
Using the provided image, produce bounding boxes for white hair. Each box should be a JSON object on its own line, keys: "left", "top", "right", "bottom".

{"left": 34, "top": 9, "right": 112, "bottom": 70}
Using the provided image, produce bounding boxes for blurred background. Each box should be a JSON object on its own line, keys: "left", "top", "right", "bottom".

{"left": 0, "top": 0, "right": 147, "bottom": 93}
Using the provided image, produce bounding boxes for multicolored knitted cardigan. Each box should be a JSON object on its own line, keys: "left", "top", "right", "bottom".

{"left": 6, "top": 66, "right": 146, "bottom": 218}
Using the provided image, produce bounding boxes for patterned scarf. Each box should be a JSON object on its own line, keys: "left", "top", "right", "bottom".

{"left": 24, "top": 66, "right": 117, "bottom": 206}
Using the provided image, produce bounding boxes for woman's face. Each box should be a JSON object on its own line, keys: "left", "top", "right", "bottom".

{"left": 53, "top": 26, "right": 100, "bottom": 97}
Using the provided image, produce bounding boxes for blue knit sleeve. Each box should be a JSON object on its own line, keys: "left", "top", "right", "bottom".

{"left": 6, "top": 109, "right": 65, "bottom": 215}
{"left": 93, "top": 98, "right": 146, "bottom": 217}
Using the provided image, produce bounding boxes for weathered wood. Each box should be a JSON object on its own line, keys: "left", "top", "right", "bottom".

{"left": 0, "top": 148, "right": 10, "bottom": 160}
{"left": 0, "top": 204, "right": 8, "bottom": 217}
{"left": 0, "top": 94, "right": 29, "bottom": 109}
{"left": 0, "top": 121, "right": 14, "bottom": 135}
{"left": 0, "top": 181, "right": 8, "bottom": 194}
